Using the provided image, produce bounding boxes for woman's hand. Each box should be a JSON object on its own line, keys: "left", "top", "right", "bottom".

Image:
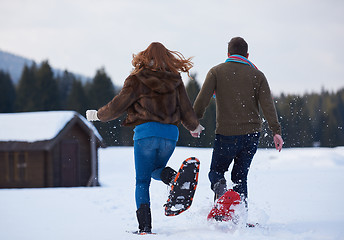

{"left": 190, "top": 124, "right": 205, "bottom": 138}
{"left": 86, "top": 110, "right": 100, "bottom": 121}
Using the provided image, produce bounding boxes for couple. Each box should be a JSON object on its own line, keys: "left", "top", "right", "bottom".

{"left": 86, "top": 38, "right": 283, "bottom": 233}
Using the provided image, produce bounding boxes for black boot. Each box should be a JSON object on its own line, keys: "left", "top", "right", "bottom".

{"left": 136, "top": 204, "right": 152, "bottom": 233}
{"left": 212, "top": 178, "right": 227, "bottom": 201}
{"left": 160, "top": 167, "right": 177, "bottom": 185}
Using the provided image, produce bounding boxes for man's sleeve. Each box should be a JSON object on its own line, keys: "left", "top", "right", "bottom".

{"left": 258, "top": 75, "right": 282, "bottom": 135}
{"left": 193, "top": 69, "right": 216, "bottom": 119}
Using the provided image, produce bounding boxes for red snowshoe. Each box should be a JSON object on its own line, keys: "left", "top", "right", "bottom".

{"left": 207, "top": 189, "right": 241, "bottom": 222}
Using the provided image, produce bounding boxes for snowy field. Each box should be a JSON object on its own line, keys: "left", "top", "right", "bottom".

{"left": 1, "top": 146, "right": 344, "bottom": 240}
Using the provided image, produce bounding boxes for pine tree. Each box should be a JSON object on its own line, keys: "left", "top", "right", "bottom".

{"left": 178, "top": 74, "right": 203, "bottom": 147}
{"left": 334, "top": 89, "right": 344, "bottom": 145}
{"left": 86, "top": 67, "right": 119, "bottom": 146}
{"left": 35, "top": 61, "right": 60, "bottom": 111}
{"left": 15, "top": 64, "right": 37, "bottom": 112}
{"left": 186, "top": 73, "right": 201, "bottom": 104}
{"left": 0, "top": 70, "right": 16, "bottom": 113}
{"left": 303, "top": 93, "right": 322, "bottom": 146}
{"left": 201, "top": 98, "right": 216, "bottom": 147}
{"left": 86, "top": 67, "right": 115, "bottom": 108}
{"left": 175, "top": 73, "right": 217, "bottom": 148}
{"left": 57, "top": 70, "right": 76, "bottom": 109}
{"left": 66, "top": 79, "right": 88, "bottom": 114}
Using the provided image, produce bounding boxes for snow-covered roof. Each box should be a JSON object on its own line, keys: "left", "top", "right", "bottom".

{"left": 0, "top": 111, "right": 102, "bottom": 142}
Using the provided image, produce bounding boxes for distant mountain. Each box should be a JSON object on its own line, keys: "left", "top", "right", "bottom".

{"left": 0, "top": 49, "right": 91, "bottom": 85}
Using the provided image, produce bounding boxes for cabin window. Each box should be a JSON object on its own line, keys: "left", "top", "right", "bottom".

{"left": 6, "top": 152, "right": 28, "bottom": 183}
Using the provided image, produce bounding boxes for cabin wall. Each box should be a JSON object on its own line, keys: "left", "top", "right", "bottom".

{"left": 0, "top": 151, "right": 46, "bottom": 188}
{"left": 51, "top": 122, "right": 93, "bottom": 187}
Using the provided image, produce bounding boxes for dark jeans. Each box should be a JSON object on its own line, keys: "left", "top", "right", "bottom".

{"left": 209, "top": 133, "right": 260, "bottom": 201}
{"left": 134, "top": 137, "right": 176, "bottom": 209}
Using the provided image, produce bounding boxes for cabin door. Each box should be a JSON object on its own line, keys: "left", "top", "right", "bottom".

{"left": 61, "top": 141, "right": 79, "bottom": 187}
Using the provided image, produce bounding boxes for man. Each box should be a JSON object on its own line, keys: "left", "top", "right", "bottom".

{"left": 193, "top": 37, "right": 283, "bottom": 206}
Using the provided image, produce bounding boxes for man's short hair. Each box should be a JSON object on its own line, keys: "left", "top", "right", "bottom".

{"left": 228, "top": 37, "right": 248, "bottom": 56}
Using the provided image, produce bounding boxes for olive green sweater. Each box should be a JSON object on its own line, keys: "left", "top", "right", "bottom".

{"left": 193, "top": 62, "right": 281, "bottom": 136}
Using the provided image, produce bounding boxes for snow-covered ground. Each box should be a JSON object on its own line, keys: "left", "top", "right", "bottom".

{"left": 1, "top": 147, "right": 344, "bottom": 240}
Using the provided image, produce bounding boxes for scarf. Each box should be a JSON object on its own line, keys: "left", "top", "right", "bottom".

{"left": 225, "top": 54, "right": 258, "bottom": 70}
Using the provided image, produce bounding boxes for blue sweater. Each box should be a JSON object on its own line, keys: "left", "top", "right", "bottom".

{"left": 133, "top": 122, "right": 179, "bottom": 141}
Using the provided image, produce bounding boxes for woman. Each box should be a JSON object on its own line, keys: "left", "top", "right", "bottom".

{"left": 86, "top": 42, "right": 204, "bottom": 234}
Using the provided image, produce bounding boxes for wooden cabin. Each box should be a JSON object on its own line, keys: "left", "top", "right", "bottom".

{"left": 0, "top": 111, "right": 105, "bottom": 188}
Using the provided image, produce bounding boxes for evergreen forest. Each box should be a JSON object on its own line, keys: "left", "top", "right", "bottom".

{"left": 1, "top": 61, "right": 343, "bottom": 148}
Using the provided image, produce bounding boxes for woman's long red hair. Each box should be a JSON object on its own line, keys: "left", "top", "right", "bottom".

{"left": 131, "top": 42, "right": 193, "bottom": 77}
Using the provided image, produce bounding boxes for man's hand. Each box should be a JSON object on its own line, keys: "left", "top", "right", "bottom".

{"left": 86, "top": 110, "right": 100, "bottom": 121}
{"left": 273, "top": 134, "right": 283, "bottom": 152}
{"left": 190, "top": 124, "right": 205, "bottom": 138}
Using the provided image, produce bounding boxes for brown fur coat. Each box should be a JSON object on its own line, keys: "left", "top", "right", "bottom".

{"left": 97, "top": 68, "right": 199, "bottom": 131}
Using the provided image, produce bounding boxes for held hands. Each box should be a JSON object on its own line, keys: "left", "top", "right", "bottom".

{"left": 190, "top": 124, "right": 205, "bottom": 138}
{"left": 86, "top": 110, "right": 100, "bottom": 121}
{"left": 273, "top": 134, "right": 284, "bottom": 152}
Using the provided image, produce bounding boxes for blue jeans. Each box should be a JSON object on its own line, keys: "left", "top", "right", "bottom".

{"left": 209, "top": 133, "right": 260, "bottom": 201}
{"left": 134, "top": 137, "right": 176, "bottom": 209}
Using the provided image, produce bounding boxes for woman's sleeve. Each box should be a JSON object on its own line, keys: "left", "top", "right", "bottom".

{"left": 178, "top": 81, "right": 199, "bottom": 131}
{"left": 97, "top": 76, "right": 139, "bottom": 122}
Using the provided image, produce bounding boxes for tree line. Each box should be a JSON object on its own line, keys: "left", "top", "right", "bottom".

{"left": 1, "top": 61, "right": 343, "bottom": 148}
{"left": 184, "top": 77, "right": 344, "bottom": 148}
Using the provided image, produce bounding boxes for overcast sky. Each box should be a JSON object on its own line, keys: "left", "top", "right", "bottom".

{"left": 1, "top": 0, "right": 343, "bottom": 95}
